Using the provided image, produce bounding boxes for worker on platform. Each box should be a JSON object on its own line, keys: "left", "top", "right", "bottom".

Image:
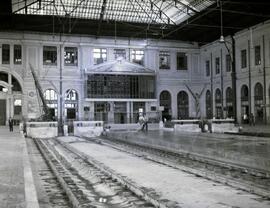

{"left": 8, "top": 117, "right": 13, "bottom": 132}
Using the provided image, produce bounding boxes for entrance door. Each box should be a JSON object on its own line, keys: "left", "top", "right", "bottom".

{"left": 0, "top": 100, "right": 6, "bottom": 125}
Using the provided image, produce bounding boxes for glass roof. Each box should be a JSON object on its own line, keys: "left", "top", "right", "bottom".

{"left": 12, "top": 0, "right": 214, "bottom": 25}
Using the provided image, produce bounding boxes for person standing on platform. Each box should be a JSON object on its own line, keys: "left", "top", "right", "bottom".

{"left": 250, "top": 113, "right": 255, "bottom": 126}
{"left": 8, "top": 117, "right": 13, "bottom": 132}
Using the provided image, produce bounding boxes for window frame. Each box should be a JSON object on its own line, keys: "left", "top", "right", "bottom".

{"left": 2, "top": 44, "right": 10, "bottom": 64}
{"left": 205, "top": 60, "right": 210, "bottom": 76}
{"left": 254, "top": 45, "right": 261, "bottom": 66}
{"left": 114, "top": 49, "right": 126, "bottom": 60}
{"left": 43, "top": 46, "right": 57, "bottom": 66}
{"left": 225, "top": 54, "right": 231, "bottom": 72}
{"left": 215, "top": 57, "right": 220, "bottom": 74}
{"left": 64, "top": 47, "right": 78, "bottom": 66}
{"left": 241, "top": 49, "right": 247, "bottom": 69}
{"left": 176, "top": 52, "right": 188, "bottom": 71}
{"left": 14, "top": 44, "right": 22, "bottom": 65}
{"left": 159, "top": 51, "right": 170, "bottom": 70}
{"left": 93, "top": 48, "right": 107, "bottom": 65}
{"left": 131, "top": 49, "right": 144, "bottom": 65}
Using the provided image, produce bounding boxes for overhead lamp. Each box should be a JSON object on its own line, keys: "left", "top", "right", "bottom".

{"left": 2, "top": 88, "right": 8, "bottom": 93}
{"left": 219, "top": 35, "right": 225, "bottom": 43}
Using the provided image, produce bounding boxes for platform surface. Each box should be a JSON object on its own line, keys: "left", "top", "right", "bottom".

{"left": 58, "top": 136, "right": 270, "bottom": 208}
{"left": 0, "top": 127, "right": 38, "bottom": 208}
{"left": 108, "top": 129, "right": 270, "bottom": 172}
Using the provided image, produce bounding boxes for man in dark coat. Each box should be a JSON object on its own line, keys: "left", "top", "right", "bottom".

{"left": 8, "top": 117, "right": 13, "bottom": 132}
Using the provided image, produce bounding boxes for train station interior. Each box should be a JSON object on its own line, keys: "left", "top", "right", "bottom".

{"left": 1, "top": 0, "right": 270, "bottom": 208}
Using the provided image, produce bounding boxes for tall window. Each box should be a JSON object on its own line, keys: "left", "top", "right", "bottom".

{"left": 226, "top": 54, "right": 231, "bottom": 72}
{"left": 205, "top": 60, "right": 210, "bottom": 76}
{"left": 241, "top": 49, "right": 247, "bottom": 68}
{"left": 255, "top": 45, "right": 261, "bottom": 65}
{"left": 114, "top": 49, "right": 126, "bottom": 60}
{"left": 131, "top": 49, "right": 144, "bottom": 65}
{"left": 177, "top": 52, "right": 187, "bottom": 70}
{"left": 14, "top": 45, "right": 22, "bottom": 64}
{"left": 43, "top": 46, "right": 57, "bottom": 65}
{"left": 215, "top": 57, "right": 220, "bottom": 74}
{"left": 159, "top": 51, "right": 170, "bottom": 70}
{"left": 64, "top": 47, "right": 78, "bottom": 66}
{"left": 93, "top": 48, "right": 107, "bottom": 65}
{"left": 2, "top": 44, "right": 10, "bottom": 64}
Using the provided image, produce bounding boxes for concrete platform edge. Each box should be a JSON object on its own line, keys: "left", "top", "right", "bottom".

{"left": 21, "top": 132, "right": 40, "bottom": 208}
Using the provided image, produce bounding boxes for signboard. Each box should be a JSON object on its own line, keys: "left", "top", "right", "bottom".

{"left": 159, "top": 106, "right": 164, "bottom": 111}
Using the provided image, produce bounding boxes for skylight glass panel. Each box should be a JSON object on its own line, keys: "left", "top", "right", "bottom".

{"left": 12, "top": 0, "right": 214, "bottom": 26}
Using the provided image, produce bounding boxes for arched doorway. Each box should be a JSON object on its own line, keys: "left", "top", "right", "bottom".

{"left": 225, "top": 87, "right": 233, "bottom": 118}
{"left": 65, "top": 89, "right": 78, "bottom": 120}
{"left": 44, "top": 89, "right": 58, "bottom": 119}
{"left": 177, "top": 91, "right": 189, "bottom": 119}
{"left": 254, "top": 82, "right": 263, "bottom": 123}
{"left": 160, "top": 91, "right": 171, "bottom": 121}
{"left": 215, "top": 88, "right": 222, "bottom": 119}
{"left": 0, "top": 71, "right": 23, "bottom": 125}
{"left": 205, "top": 90, "right": 212, "bottom": 119}
{"left": 241, "top": 85, "right": 249, "bottom": 123}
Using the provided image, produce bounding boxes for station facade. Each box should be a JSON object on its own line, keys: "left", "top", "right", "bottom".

{"left": 0, "top": 20, "right": 270, "bottom": 125}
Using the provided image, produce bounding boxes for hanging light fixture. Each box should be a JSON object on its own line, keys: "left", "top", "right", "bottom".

{"left": 219, "top": 0, "right": 225, "bottom": 43}
{"left": 2, "top": 87, "right": 8, "bottom": 93}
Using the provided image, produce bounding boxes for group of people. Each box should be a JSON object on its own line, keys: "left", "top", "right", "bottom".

{"left": 243, "top": 113, "right": 255, "bottom": 126}
{"left": 139, "top": 113, "right": 148, "bottom": 131}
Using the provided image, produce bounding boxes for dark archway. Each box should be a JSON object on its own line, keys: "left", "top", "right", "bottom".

{"left": 205, "top": 90, "right": 212, "bottom": 119}
{"left": 177, "top": 91, "right": 189, "bottom": 119}
{"left": 254, "top": 82, "right": 263, "bottom": 123}
{"left": 241, "top": 85, "right": 249, "bottom": 123}
{"left": 225, "top": 87, "right": 233, "bottom": 118}
{"left": 160, "top": 90, "right": 171, "bottom": 121}
{"left": 215, "top": 88, "right": 222, "bottom": 119}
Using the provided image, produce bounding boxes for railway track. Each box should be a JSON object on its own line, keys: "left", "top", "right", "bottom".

{"left": 99, "top": 134, "right": 270, "bottom": 199}
{"left": 34, "top": 137, "right": 172, "bottom": 208}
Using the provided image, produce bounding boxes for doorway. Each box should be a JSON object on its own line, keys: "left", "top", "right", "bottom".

{"left": 0, "top": 99, "right": 6, "bottom": 125}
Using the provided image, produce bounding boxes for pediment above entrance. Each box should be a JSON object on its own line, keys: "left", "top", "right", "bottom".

{"left": 86, "top": 58, "right": 155, "bottom": 75}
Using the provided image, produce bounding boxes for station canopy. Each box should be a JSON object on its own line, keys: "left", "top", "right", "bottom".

{"left": 12, "top": 0, "right": 214, "bottom": 26}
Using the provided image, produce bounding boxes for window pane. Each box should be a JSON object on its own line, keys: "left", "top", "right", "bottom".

{"left": 215, "top": 57, "right": 220, "bottom": 74}
{"left": 132, "top": 49, "right": 144, "bottom": 65}
{"left": 177, "top": 52, "right": 187, "bottom": 70}
{"left": 159, "top": 51, "right": 170, "bottom": 70}
{"left": 43, "top": 46, "right": 57, "bottom": 65}
{"left": 226, "top": 54, "right": 231, "bottom": 72}
{"left": 205, "top": 60, "right": 210, "bottom": 76}
{"left": 2, "top": 44, "right": 10, "bottom": 64}
{"left": 114, "top": 49, "right": 126, "bottom": 60}
{"left": 241, "top": 49, "right": 247, "bottom": 68}
{"left": 93, "top": 48, "right": 107, "bottom": 65}
{"left": 64, "top": 47, "right": 78, "bottom": 66}
{"left": 14, "top": 45, "right": 22, "bottom": 64}
{"left": 255, "top": 45, "right": 261, "bottom": 65}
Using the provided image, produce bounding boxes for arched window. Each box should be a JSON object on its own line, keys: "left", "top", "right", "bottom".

{"left": 44, "top": 89, "right": 58, "bottom": 118}
{"left": 177, "top": 91, "right": 189, "bottom": 119}
{"left": 205, "top": 90, "right": 212, "bottom": 118}
{"left": 160, "top": 91, "right": 171, "bottom": 121}
{"left": 254, "top": 83, "right": 263, "bottom": 123}
{"left": 65, "top": 89, "right": 78, "bottom": 120}
{"left": 12, "top": 76, "right": 22, "bottom": 92}
{"left": 240, "top": 85, "right": 249, "bottom": 123}
{"left": 225, "top": 87, "right": 233, "bottom": 118}
{"left": 215, "top": 88, "right": 222, "bottom": 118}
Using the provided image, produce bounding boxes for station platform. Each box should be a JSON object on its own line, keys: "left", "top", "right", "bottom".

{"left": 0, "top": 127, "right": 39, "bottom": 208}
{"left": 107, "top": 130, "right": 270, "bottom": 172}
{"left": 237, "top": 124, "right": 270, "bottom": 137}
